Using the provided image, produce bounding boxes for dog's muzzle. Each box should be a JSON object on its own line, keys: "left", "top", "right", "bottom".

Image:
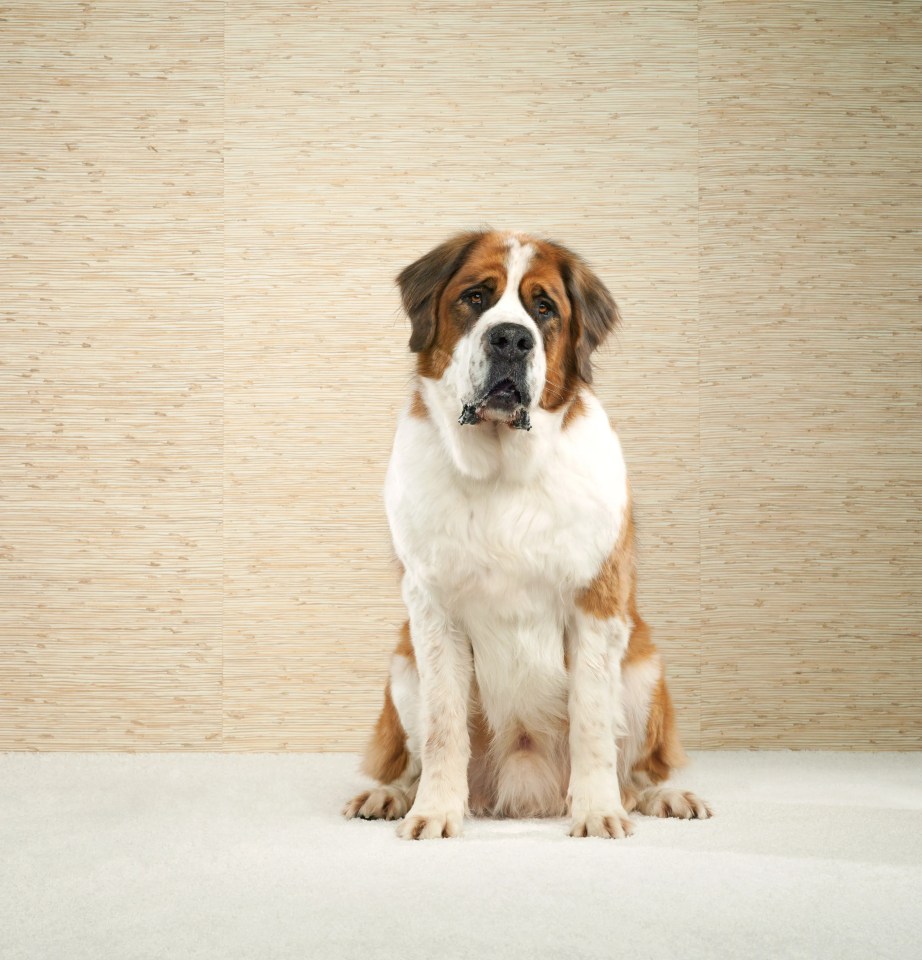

{"left": 458, "top": 323, "right": 534, "bottom": 431}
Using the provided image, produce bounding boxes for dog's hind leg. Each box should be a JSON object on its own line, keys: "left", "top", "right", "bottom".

{"left": 343, "top": 623, "right": 422, "bottom": 820}
{"left": 617, "top": 641, "right": 712, "bottom": 820}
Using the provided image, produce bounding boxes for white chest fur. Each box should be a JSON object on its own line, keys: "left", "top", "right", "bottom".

{"left": 385, "top": 388, "right": 628, "bottom": 731}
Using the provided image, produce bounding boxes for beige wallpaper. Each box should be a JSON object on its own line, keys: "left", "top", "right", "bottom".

{"left": 698, "top": 1, "right": 922, "bottom": 748}
{"left": 1, "top": 1, "right": 919, "bottom": 752}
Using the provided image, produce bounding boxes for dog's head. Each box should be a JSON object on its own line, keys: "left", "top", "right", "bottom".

{"left": 397, "top": 230, "right": 620, "bottom": 428}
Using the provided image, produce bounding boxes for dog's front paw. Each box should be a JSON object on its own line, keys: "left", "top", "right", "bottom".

{"left": 396, "top": 807, "right": 463, "bottom": 840}
{"left": 569, "top": 809, "right": 634, "bottom": 839}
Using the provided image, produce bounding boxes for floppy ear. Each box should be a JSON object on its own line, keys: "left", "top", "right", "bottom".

{"left": 396, "top": 231, "right": 484, "bottom": 352}
{"left": 559, "top": 249, "right": 621, "bottom": 383}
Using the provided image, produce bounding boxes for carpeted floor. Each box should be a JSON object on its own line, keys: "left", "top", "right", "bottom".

{"left": 1, "top": 751, "right": 920, "bottom": 960}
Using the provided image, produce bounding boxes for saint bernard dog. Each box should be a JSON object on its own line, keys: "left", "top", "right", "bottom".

{"left": 344, "top": 230, "right": 711, "bottom": 839}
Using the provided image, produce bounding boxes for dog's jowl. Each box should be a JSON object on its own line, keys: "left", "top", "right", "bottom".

{"left": 343, "top": 230, "right": 712, "bottom": 839}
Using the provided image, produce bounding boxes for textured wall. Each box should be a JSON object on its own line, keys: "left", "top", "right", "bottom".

{"left": 1, "top": 1, "right": 919, "bottom": 751}
{"left": 698, "top": 2, "right": 922, "bottom": 748}
{"left": 2, "top": 3, "right": 225, "bottom": 749}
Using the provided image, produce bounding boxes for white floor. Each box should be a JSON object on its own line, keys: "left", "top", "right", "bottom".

{"left": 1, "top": 752, "right": 920, "bottom": 960}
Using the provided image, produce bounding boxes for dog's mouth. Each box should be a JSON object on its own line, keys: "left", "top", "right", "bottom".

{"left": 483, "top": 377, "right": 522, "bottom": 411}
{"left": 458, "top": 375, "right": 531, "bottom": 431}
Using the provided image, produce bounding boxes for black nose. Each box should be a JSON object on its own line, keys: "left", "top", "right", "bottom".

{"left": 487, "top": 323, "right": 534, "bottom": 363}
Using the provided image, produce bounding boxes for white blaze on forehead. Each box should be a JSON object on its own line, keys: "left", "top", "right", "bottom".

{"left": 498, "top": 235, "right": 535, "bottom": 309}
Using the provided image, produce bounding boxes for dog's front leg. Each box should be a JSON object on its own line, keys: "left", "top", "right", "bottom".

{"left": 396, "top": 577, "right": 472, "bottom": 840}
{"left": 566, "top": 609, "right": 633, "bottom": 839}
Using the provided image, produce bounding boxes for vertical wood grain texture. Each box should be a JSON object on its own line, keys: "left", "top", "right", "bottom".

{"left": 1, "top": 2, "right": 225, "bottom": 749}
{"left": 0, "top": 1, "right": 918, "bottom": 751}
{"left": 698, "top": 1, "right": 922, "bottom": 748}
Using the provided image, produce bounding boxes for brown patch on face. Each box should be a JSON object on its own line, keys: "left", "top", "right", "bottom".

{"left": 518, "top": 244, "right": 581, "bottom": 412}
{"left": 420, "top": 233, "right": 511, "bottom": 380}
{"left": 547, "top": 240, "right": 621, "bottom": 385}
{"left": 397, "top": 231, "right": 510, "bottom": 380}
{"left": 360, "top": 621, "right": 414, "bottom": 784}
{"left": 513, "top": 236, "right": 619, "bottom": 413}
{"left": 416, "top": 323, "right": 458, "bottom": 380}
{"left": 397, "top": 231, "right": 619, "bottom": 418}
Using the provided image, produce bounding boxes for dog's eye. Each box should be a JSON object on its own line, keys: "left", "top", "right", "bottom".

{"left": 536, "top": 299, "right": 555, "bottom": 318}
{"left": 462, "top": 289, "right": 484, "bottom": 307}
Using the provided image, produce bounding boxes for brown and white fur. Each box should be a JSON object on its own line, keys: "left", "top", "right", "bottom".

{"left": 344, "top": 230, "right": 711, "bottom": 839}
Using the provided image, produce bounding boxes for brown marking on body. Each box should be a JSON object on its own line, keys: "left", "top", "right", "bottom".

{"left": 576, "top": 500, "right": 636, "bottom": 621}
{"left": 361, "top": 681, "right": 408, "bottom": 783}
{"left": 394, "top": 620, "right": 414, "bottom": 660}
{"left": 622, "top": 606, "right": 657, "bottom": 667}
{"left": 575, "top": 495, "right": 687, "bottom": 784}
{"left": 361, "top": 621, "right": 414, "bottom": 783}
{"left": 562, "top": 392, "right": 586, "bottom": 429}
{"left": 409, "top": 390, "right": 428, "bottom": 419}
{"left": 632, "top": 670, "right": 688, "bottom": 783}
{"left": 466, "top": 683, "right": 496, "bottom": 816}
